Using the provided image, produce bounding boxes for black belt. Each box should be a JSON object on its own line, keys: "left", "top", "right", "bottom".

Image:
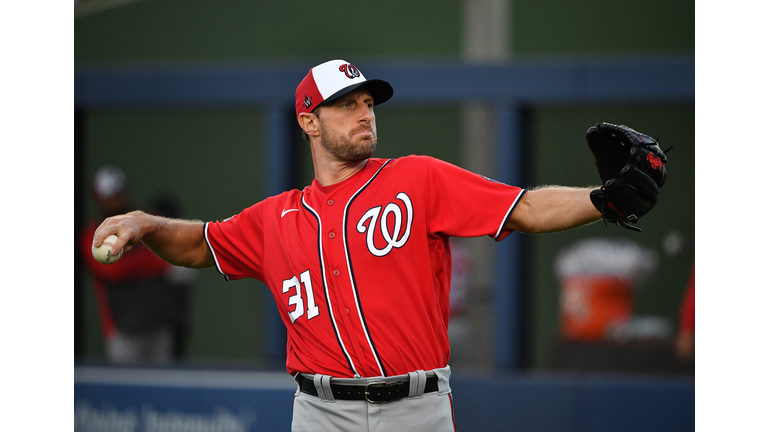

{"left": 296, "top": 373, "right": 439, "bottom": 403}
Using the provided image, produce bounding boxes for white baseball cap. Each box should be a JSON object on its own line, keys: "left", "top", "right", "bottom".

{"left": 93, "top": 165, "right": 126, "bottom": 201}
{"left": 294, "top": 59, "right": 393, "bottom": 121}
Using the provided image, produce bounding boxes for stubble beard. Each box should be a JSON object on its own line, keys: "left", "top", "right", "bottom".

{"left": 319, "top": 122, "right": 377, "bottom": 163}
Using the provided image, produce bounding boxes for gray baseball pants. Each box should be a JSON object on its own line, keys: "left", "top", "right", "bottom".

{"left": 291, "top": 366, "right": 456, "bottom": 432}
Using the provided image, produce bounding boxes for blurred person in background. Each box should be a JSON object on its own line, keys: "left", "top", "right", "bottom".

{"left": 79, "top": 166, "right": 193, "bottom": 365}
{"left": 676, "top": 263, "right": 695, "bottom": 362}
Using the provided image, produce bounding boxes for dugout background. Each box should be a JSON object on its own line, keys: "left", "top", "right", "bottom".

{"left": 74, "top": 0, "right": 695, "bottom": 372}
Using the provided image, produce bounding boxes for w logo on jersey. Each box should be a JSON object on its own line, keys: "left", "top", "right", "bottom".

{"left": 356, "top": 192, "right": 413, "bottom": 257}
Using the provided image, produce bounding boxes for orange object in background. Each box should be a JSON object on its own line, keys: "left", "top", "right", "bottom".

{"left": 559, "top": 275, "right": 633, "bottom": 341}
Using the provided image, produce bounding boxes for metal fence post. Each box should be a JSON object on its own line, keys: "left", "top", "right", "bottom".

{"left": 494, "top": 103, "right": 526, "bottom": 369}
{"left": 264, "top": 105, "right": 294, "bottom": 364}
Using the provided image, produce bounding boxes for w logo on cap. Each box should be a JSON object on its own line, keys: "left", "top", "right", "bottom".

{"left": 339, "top": 63, "right": 360, "bottom": 79}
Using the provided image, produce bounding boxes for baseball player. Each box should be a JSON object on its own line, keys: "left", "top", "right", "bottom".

{"left": 91, "top": 59, "right": 666, "bottom": 431}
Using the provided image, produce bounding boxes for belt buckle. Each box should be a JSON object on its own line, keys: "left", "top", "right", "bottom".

{"left": 364, "top": 382, "right": 387, "bottom": 404}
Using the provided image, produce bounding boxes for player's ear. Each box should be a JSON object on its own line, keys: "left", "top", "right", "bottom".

{"left": 299, "top": 112, "right": 321, "bottom": 139}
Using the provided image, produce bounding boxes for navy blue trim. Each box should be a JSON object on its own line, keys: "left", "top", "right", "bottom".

{"left": 203, "top": 221, "right": 231, "bottom": 281}
{"left": 494, "top": 188, "right": 527, "bottom": 241}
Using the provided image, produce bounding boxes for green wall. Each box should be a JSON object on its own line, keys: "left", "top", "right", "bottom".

{"left": 75, "top": 0, "right": 462, "bottom": 62}
{"left": 76, "top": 0, "right": 694, "bottom": 368}
{"left": 513, "top": 0, "right": 694, "bottom": 54}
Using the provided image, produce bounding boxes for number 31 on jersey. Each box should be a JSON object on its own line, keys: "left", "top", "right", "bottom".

{"left": 282, "top": 270, "right": 319, "bottom": 323}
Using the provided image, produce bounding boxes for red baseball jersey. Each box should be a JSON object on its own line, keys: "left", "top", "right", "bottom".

{"left": 204, "top": 155, "right": 525, "bottom": 378}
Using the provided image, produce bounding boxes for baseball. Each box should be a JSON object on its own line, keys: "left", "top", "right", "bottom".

{"left": 92, "top": 234, "right": 123, "bottom": 264}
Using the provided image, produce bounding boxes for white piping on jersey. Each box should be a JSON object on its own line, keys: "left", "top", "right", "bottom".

{"left": 494, "top": 188, "right": 527, "bottom": 240}
{"left": 302, "top": 196, "right": 361, "bottom": 378}
{"left": 341, "top": 160, "right": 393, "bottom": 378}
{"left": 204, "top": 222, "right": 231, "bottom": 281}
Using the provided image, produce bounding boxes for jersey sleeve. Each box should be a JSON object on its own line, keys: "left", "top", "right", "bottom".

{"left": 204, "top": 201, "right": 267, "bottom": 282}
{"left": 424, "top": 156, "right": 525, "bottom": 241}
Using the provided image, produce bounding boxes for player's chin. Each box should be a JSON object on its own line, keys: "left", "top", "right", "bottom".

{"left": 361, "top": 140, "right": 377, "bottom": 158}
{"left": 345, "top": 142, "right": 376, "bottom": 163}
{"left": 355, "top": 136, "right": 376, "bottom": 152}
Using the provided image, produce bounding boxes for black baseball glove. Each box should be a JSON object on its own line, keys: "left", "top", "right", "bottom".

{"left": 586, "top": 122, "right": 669, "bottom": 232}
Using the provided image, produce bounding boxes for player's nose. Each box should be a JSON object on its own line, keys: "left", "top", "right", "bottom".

{"left": 357, "top": 102, "right": 374, "bottom": 124}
